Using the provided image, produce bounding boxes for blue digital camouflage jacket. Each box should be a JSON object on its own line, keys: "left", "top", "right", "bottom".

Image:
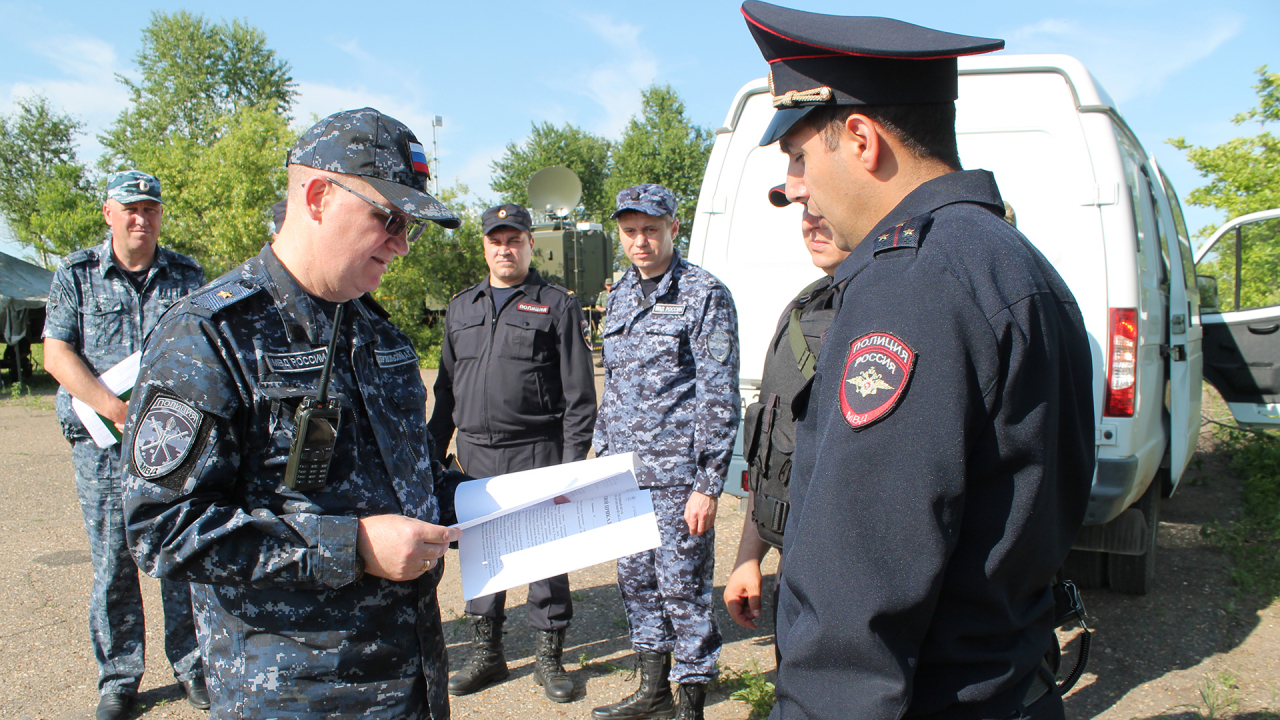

{"left": 121, "top": 244, "right": 450, "bottom": 719}
{"left": 594, "top": 250, "right": 741, "bottom": 496}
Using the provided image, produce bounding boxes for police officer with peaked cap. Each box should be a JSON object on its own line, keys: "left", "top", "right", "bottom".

{"left": 120, "top": 107, "right": 463, "bottom": 719}
{"left": 429, "top": 202, "right": 597, "bottom": 702}
{"left": 592, "top": 184, "right": 740, "bottom": 720}
{"left": 741, "top": 3, "right": 1095, "bottom": 719}
{"left": 43, "top": 170, "right": 207, "bottom": 720}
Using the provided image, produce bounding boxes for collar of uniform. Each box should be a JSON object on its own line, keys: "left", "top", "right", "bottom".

{"left": 625, "top": 247, "right": 686, "bottom": 307}
{"left": 256, "top": 243, "right": 349, "bottom": 346}
{"left": 834, "top": 169, "right": 1004, "bottom": 285}
{"left": 92, "top": 236, "right": 182, "bottom": 279}
{"left": 90, "top": 237, "right": 116, "bottom": 279}
{"left": 471, "top": 269, "right": 546, "bottom": 304}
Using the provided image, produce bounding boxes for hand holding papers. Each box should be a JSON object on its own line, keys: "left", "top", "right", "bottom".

{"left": 452, "top": 452, "right": 660, "bottom": 601}
{"left": 72, "top": 351, "right": 141, "bottom": 448}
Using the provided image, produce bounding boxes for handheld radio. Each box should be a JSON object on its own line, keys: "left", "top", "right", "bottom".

{"left": 284, "top": 303, "right": 344, "bottom": 492}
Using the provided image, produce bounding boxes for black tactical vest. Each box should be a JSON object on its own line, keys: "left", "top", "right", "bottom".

{"left": 743, "top": 276, "right": 841, "bottom": 548}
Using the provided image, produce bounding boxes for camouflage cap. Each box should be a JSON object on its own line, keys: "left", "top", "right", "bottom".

{"left": 106, "top": 170, "right": 163, "bottom": 205}
{"left": 481, "top": 204, "right": 533, "bottom": 235}
{"left": 612, "top": 184, "right": 678, "bottom": 220}
{"left": 288, "top": 107, "right": 460, "bottom": 229}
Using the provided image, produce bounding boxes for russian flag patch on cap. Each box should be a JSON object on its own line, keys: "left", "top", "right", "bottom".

{"left": 408, "top": 142, "right": 430, "bottom": 177}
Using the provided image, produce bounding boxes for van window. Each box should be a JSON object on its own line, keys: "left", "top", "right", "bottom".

{"left": 1144, "top": 171, "right": 1173, "bottom": 295}
{"left": 1159, "top": 168, "right": 1198, "bottom": 294}
{"left": 1118, "top": 142, "right": 1169, "bottom": 291}
{"left": 1199, "top": 217, "right": 1280, "bottom": 312}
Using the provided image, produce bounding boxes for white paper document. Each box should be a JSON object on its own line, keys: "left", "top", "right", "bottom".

{"left": 72, "top": 351, "right": 142, "bottom": 448}
{"left": 453, "top": 453, "right": 661, "bottom": 601}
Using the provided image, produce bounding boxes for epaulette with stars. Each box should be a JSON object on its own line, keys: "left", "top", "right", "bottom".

{"left": 873, "top": 212, "right": 932, "bottom": 256}
{"left": 190, "top": 277, "right": 262, "bottom": 312}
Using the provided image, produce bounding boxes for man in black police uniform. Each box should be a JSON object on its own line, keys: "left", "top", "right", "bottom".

{"left": 723, "top": 187, "right": 848, "bottom": 636}
{"left": 741, "top": 3, "right": 1095, "bottom": 720}
{"left": 429, "top": 203, "right": 597, "bottom": 702}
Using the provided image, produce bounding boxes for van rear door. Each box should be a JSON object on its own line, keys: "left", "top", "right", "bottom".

{"left": 1196, "top": 209, "right": 1280, "bottom": 427}
{"left": 1152, "top": 162, "right": 1203, "bottom": 489}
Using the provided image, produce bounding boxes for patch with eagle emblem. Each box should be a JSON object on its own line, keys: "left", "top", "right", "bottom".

{"left": 839, "top": 331, "right": 915, "bottom": 430}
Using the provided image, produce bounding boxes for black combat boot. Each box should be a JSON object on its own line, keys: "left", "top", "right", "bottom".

{"left": 532, "top": 628, "right": 575, "bottom": 702}
{"left": 675, "top": 683, "right": 706, "bottom": 720}
{"left": 448, "top": 616, "right": 510, "bottom": 696}
{"left": 590, "top": 651, "right": 676, "bottom": 720}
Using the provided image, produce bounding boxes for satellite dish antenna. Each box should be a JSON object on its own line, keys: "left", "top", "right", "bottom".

{"left": 528, "top": 166, "right": 582, "bottom": 218}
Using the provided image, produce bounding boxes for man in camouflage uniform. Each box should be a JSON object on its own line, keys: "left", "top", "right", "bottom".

{"left": 592, "top": 185, "right": 740, "bottom": 720}
{"left": 120, "top": 108, "right": 462, "bottom": 719}
{"left": 43, "top": 171, "right": 207, "bottom": 720}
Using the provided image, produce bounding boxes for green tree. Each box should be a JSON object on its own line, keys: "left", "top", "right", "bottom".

{"left": 100, "top": 11, "right": 296, "bottom": 275}
{"left": 490, "top": 122, "right": 613, "bottom": 222}
{"left": 607, "top": 84, "right": 713, "bottom": 255}
{"left": 1171, "top": 67, "right": 1280, "bottom": 310}
{"left": 0, "top": 95, "right": 101, "bottom": 266}
{"left": 101, "top": 11, "right": 295, "bottom": 157}
{"left": 375, "top": 186, "right": 489, "bottom": 365}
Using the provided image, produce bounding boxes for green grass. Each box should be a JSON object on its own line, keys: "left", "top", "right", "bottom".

{"left": 714, "top": 661, "right": 776, "bottom": 719}
{"left": 577, "top": 652, "right": 630, "bottom": 675}
{"left": 1131, "top": 669, "right": 1280, "bottom": 720}
{"left": 1202, "top": 425, "right": 1280, "bottom": 602}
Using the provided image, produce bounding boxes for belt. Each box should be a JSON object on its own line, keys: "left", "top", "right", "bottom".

{"left": 1022, "top": 659, "right": 1056, "bottom": 707}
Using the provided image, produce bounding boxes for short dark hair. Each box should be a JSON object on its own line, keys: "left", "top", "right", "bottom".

{"left": 807, "top": 103, "right": 962, "bottom": 171}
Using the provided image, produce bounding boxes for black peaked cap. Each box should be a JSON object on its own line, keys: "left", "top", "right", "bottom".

{"left": 742, "top": 1, "right": 1004, "bottom": 145}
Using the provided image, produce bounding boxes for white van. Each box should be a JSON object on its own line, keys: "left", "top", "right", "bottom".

{"left": 688, "top": 53, "right": 1279, "bottom": 595}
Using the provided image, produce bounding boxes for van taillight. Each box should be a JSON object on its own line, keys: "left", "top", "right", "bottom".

{"left": 1105, "top": 308, "right": 1138, "bottom": 417}
{"left": 741, "top": 470, "right": 750, "bottom": 493}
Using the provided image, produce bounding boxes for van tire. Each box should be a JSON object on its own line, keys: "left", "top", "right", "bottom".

{"left": 1060, "top": 549, "right": 1107, "bottom": 589}
{"left": 1107, "top": 479, "right": 1161, "bottom": 595}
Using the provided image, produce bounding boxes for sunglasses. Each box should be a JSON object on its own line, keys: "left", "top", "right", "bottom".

{"left": 322, "top": 178, "right": 427, "bottom": 242}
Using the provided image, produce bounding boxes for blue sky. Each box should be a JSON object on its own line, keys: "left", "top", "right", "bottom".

{"left": 1, "top": 0, "right": 1275, "bottom": 261}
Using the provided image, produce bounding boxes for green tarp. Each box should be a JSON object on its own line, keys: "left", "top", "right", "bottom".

{"left": 0, "top": 251, "right": 53, "bottom": 345}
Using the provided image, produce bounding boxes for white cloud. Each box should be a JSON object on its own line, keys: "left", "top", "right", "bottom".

{"left": 576, "top": 14, "right": 659, "bottom": 137}
{"left": 1005, "top": 15, "right": 1244, "bottom": 105}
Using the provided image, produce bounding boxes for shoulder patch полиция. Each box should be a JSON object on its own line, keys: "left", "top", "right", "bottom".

{"left": 839, "top": 332, "right": 915, "bottom": 430}
{"left": 132, "top": 394, "right": 204, "bottom": 479}
{"left": 707, "top": 330, "right": 733, "bottom": 364}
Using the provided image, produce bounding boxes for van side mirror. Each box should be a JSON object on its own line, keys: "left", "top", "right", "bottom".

{"left": 1197, "top": 274, "right": 1219, "bottom": 312}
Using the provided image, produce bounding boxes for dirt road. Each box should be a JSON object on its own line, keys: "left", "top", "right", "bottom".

{"left": 1, "top": 381, "right": 1276, "bottom": 719}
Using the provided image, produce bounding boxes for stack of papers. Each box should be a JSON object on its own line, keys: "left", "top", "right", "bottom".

{"left": 72, "top": 352, "right": 141, "bottom": 448}
{"left": 452, "top": 452, "right": 660, "bottom": 601}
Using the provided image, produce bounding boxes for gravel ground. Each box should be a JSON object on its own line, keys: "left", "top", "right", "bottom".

{"left": 1, "top": 376, "right": 1276, "bottom": 720}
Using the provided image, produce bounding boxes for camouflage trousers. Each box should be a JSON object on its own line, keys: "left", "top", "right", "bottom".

{"left": 617, "top": 485, "right": 721, "bottom": 684}
{"left": 72, "top": 440, "right": 202, "bottom": 695}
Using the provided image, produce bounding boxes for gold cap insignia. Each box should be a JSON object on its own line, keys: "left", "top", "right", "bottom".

{"left": 772, "top": 86, "right": 834, "bottom": 109}
{"left": 498, "top": 209, "right": 508, "bottom": 219}
{"left": 138, "top": 181, "right": 150, "bottom": 191}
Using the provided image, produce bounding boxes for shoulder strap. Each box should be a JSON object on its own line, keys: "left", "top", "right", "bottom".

{"left": 787, "top": 277, "right": 830, "bottom": 380}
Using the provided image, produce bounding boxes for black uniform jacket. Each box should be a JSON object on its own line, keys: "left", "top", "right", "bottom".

{"left": 775, "top": 171, "right": 1095, "bottom": 720}
{"left": 428, "top": 269, "right": 596, "bottom": 462}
